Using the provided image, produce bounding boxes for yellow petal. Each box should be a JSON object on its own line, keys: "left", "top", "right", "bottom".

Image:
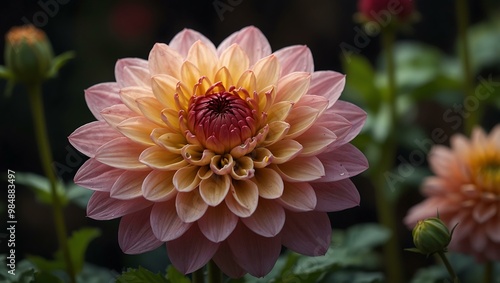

{"left": 266, "top": 139, "right": 303, "bottom": 164}
{"left": 155, "top": 132, "right": 186, "bottom": 154}
{"left": 230, "top": 156, "right": 255, "bottom": 180}
{"left": 139, "top": 146, "right": 187, "bottom": 170}
{"left": 173, "top": 165, "right": 201, "bottom": 192}
{"left": 199, "top": 174, "right": 231, "bottom": 206}
{"left": 251, "top": 147, "right": 274, "bottom": 168}
{"left": 210, "top": 154, "right": 234, "bottom": 175}
{"left": 214, "top": 67, "right": 234, "bottom": 89}
{"left": 276, "top": 72, "right": 310, "bottom": 103}
{"left": 285, "top": 106, "right": 321, "bottom": 139}
{"left": 161, "top": 108, "right": 181, "bottom": 133}
{"left": 296, "top": 126, "right": 336, "bottom": 157}
{"left": 176, "top": 190, "right": 208, "bottom": 223}
{"left": 142, "top": 170, "right": 177, "bottom": 202}
{"left": 236, "top": 70, "right": 257, "bottom": 92}
{"left": 273, "top": 156, "right": 324, "bottom": 182}
{"left": 226, "top": 179, "right": 258, "bottom": 217}
{"left": 116, "top": 116, "right": 157, "bottom": 146}
{"left": 266, "top": 101, "right": 293, "bottom": 124}
{"left": 120, "top": 86, "right": 154, "bottom": 114}
{"left": 252, "top": 55, "right": 280, "bottom": 92}
{"left": 181, "top": 61, "right": 202, "bottom": 92}
{"left": 186, "top": 41, "right": 218, "bottom": 81}
{"left": 260, "top": 121, "right": 290, "bottom": 147}
{"left": 148, "top": 43, "right": 183, "bottom": 78}
{"left": 182, "top": 145, "right": 215, "bottom": 166}
{"left": 218, "top": 44, "right": 249, "bottom": 84}
{"left": 151, "top": 74, "right": 179, "bottom": 109}
{"left": 136, "top": 97, "right": 165, "bottom": 126}
{"left": 252, "top": 168, "right": 283, "bottom": 199}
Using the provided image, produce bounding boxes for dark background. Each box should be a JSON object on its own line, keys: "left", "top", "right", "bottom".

{"left": 0, "top": 0, "right": 497, "bottom": 278}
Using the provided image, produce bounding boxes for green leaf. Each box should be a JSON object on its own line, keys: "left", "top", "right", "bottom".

{"left": 0, "top": 255, "right": 36, "bottom": 283}
{"left": 116, "top": 266, "right": 169, "bottom": 283}
{"left": 77, "top": 263, "right": 118, "bottom": 283}
{"left": 166, "top": 266, "right": 190, "bottom": 283}
{"left": 29, "top": 227, "right": 101, "bottom": 275}
{"left": 344, "top": 223, "right": 391, "bottom": 252}
{"left": 47, "top": 51, "right": 75, "bottom": 79}
{"left": 321, "top": 270, "right": 384, "bottom": 283}
{"left": 63, "top": 227, "right": 102, "bottom": 273}
{"left": 15, "top": 172, "right": 67, "bottom": 206}
{"left": 0, "top": 65, "right": 12, "bottom": 79}
{"left": 342, "top": 54, "right": 379, "bottom": 111}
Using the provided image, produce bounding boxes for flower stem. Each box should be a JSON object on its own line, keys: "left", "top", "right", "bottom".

{"left": 27, "top": 84, "right": 76, "bottom": 283}
{"left": 192, "top": 268, "right": 205, "bottom": 283}
{"left": 370, "top": 26, "right": 404, "bottom": 283}
{"left": 436, "top": 251, "right": 460, "bottom": 283}
{"left": 208, "top": 260, "right": 223, "bottom": 283}
{"left": 456, "top": 0, "right": 477, "bottom": 135}
{"left": 483, "top": 261, "right": 493, "bottom": 283}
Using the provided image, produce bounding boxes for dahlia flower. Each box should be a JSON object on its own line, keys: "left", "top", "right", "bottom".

{"left": 405, "top": 126, "right": 500, "bottom": 262}
{"left": 70, "top": 26, "right": 368, "bottom": 277}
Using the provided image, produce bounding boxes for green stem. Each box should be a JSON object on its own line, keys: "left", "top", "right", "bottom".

{"left": 208, "top": 260, "right": 223, "bottom": 283}
{"left": 192, "top": 268, "right": 205, "bottom": 283}
{"left": 370, "top": 27, "right": 404, "bottom": 283}
{"left": 437, "top": 252, "right": 460, "bottom": 283}
{"left": 483, "top": 261, "right": 493, "bottom": 283}
{"left": 456, "top": 0, "right": 477, "bottom": 135}
{"left": 27, "top": 84, "right": 76, "bottom": 283}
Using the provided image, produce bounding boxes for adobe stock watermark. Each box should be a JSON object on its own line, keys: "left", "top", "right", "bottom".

{"left": 21, "top": 0, "right": 71, "bottom": 28}
{"left": 340, "top": 0, "right": 407, "bottom": 63}
{"left": 213, "top": 0, "right": 243, "bottom": 21}
{"left": 385, "top": 74, "right": 500, "bottom": 191}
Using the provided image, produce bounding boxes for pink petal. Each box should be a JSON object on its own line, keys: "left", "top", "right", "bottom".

{"left": 87, "top": 191, "right": 151, "bottom": 220}
{"left": 278, "top": 182, "right": 317, "bottom": 212}
{"left": 118, "top": 207, "right": 163, "bottom": 254}
{"left": 100, "top": 104, "right": 140, "bottom": 128}
{"left": 329, "top": 100, "right": 367, "bottom": 143}
{"left": 403, "top": 198, "right": 446, "bottom": 228}
{"left": 150, "top": 200, "right": 191, "bottom": 241}
{"left": 226, "top": 180, "right": 259, "bottom": 217}
{"left": 74, "top": 158, "right": 124, "bottom": 192}
{"left": 227, "top": 223, "right": 282, "bottom": 277}
{"left": 176, "top": 190, "right": 209, "bottom": 223}
{"left": 217, "top": 26, "right": 272, "bottom": 66}
{"left": 316, "top": 143, "right": 368, "bottom": 182}
{"left": 315, "top": 112, "right": 353, "bottom": 151}
{"left": 313, "top": 179, "right": 360, "bottom": 212}
{"left": 148, "top": 43, "right": 183, "bottom": 78}
{"left": 274, "top": 45, "right": 314, "bottom": 76}
{"left": 84, "top": 83, "right": 121, "bottom": 121}
{"left": 212, "top": 242, "right": 246, "bottom": 278}
{"left": 309, "top": 71, "right": 345, "bottom": 109}
{"left": 166, "top": 225, "right": 220, "bottom": 274}
{"left": 198, "top": 204, "right": 238, "bottom": 242}
{"left": 486, "top": 213, "right": 500, "bottom": 242}
{"left": 169, "top": 28, "right": 217, "bottom": 58}
{"left": 68, "top": 121, "right": 122, "bottom": 157}
{"left": 242, "top": 199, "right": 285, "bottom": 237}
{"left": 115, "top": 58, "right": 149, "bottom": 88}
{"left": 472, "top": 202, "right": 497, "bottom": 223}
{"left": 281, "top": 211, "right": 331, "bottom": 256}
{"left": 110, "top": 171, "right": 149, "bottom": 200}
{"left": 95, "top": 137, "right": 149, "bottom": 170}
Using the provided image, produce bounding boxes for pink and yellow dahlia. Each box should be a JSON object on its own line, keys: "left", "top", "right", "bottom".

{"left": 405, "top": 126, "right": 500, "bottom": 261}
{"left": 69, "top": 26, "right": 368, "bottom": 277}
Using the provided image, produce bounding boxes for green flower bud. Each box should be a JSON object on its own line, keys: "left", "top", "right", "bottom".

{"left": 4, "top": 25, "right": 54, "bottom": 84}
{"left": 411, "top": 217, "right": 452, "bottom": 255}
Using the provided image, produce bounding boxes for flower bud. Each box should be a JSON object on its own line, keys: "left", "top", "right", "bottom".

{"left": 4, "top": 25, "right": 54, "bottom": 84}
{"left": 411, "top": 217, "right": 452, "bottom": 255}
{"left": 357, "top": 0, "right": 415, "bottom": 23}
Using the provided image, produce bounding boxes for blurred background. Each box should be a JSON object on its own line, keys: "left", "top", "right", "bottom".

{"left": 1, "top": 0, "right": 499, "bottom": 280}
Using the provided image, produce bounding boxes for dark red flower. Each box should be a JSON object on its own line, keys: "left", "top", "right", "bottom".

{"left": 358, "top": 0, "right": 414, "bottom": 22}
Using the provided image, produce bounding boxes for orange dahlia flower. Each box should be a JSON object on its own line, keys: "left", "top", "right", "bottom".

{"left": 69, "top": 26, "right": 368, "bottom": 277}
{"left": 405, "top": 126, "right": 500, "bottom": 261}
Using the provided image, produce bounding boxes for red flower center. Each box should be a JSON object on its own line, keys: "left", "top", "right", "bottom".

{"left": 188, "top": 87, "right": 256, "bottom": 154}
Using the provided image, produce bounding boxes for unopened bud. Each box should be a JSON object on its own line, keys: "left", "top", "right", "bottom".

{"left": 411, "top": 217, "right": 453, "bottom": 255}
{"left": 5, "top": 25, "right": 54, "bottom": 84}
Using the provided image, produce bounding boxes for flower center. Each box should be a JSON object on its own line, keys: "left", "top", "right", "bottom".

{"left": 469, "top": 151, "right": 500, "bottom": 197}
{"left": 188, "top": 87, "right": 256, "bottom": 154}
